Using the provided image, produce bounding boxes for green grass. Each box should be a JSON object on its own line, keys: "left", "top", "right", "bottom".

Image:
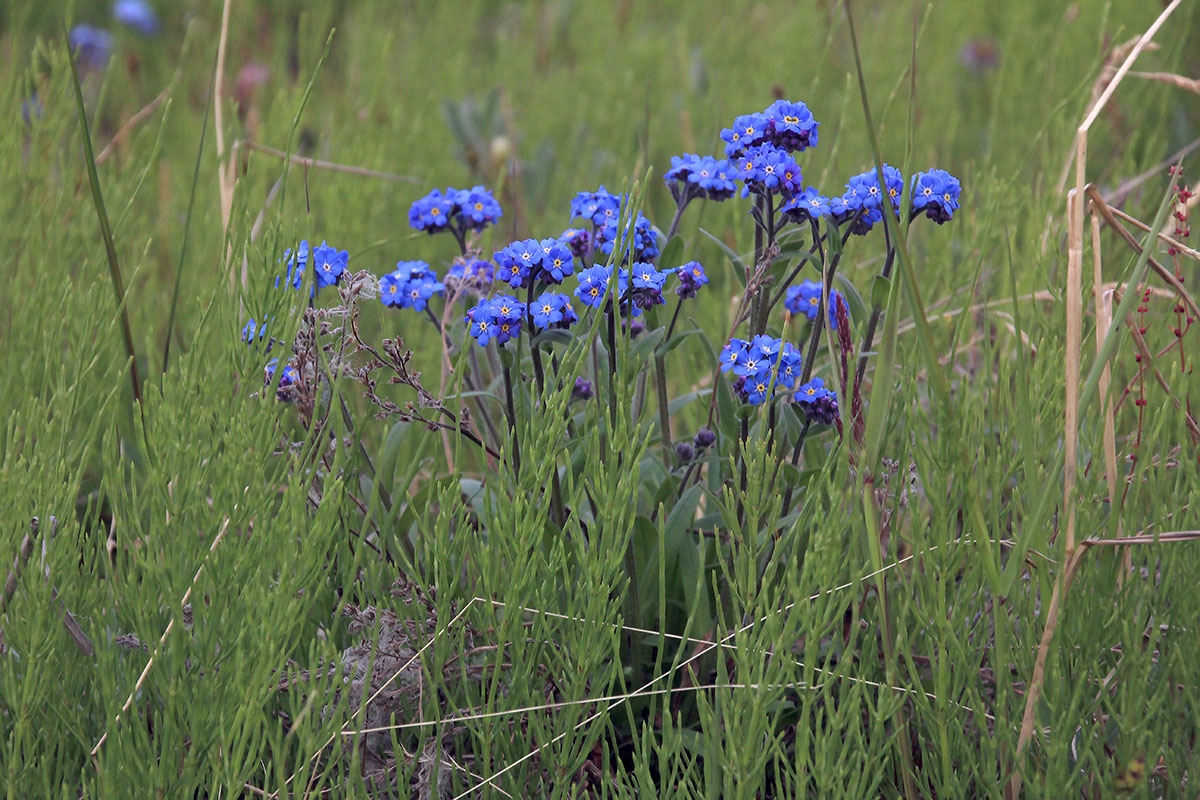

{"left": 2, "top": 1, "right": 1199, "bottom": 797}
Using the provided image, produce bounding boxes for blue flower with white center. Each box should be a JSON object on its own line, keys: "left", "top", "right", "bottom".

{"left": 489, "top": 294, "right": 525, "bottom": 346}
{"left": 536, "top": 238, "right": 575, "bottom": 283}
{"left": 675, "top": 261, "right": 708, "bottom": 299}
{"left": 847, "top": 164, "right": 904, "bottom": 212}
{"left": 454, "top": 185, "right": 503, "bottom": 230}
{"left": 311, "top": 240, "right": 348, "bottom": 288}
{"left": 763, "top": 99, "right": 819, "bottom": 152}
{"left": 781, "top": 186, "right": 831, "bottom": 224}
{"left": 112, "top": 0, "right": 159, "bottom": 36}
{"left": 401, "top": 277, "right": 444, "bottom": 311}
{"left": 408, "top": 189, "right": 452, "bottom": 233}
{"left": 465, "top": 299, "right": 498, "bottom": 346}
{"left": 494, "top": 239, "right": 542, "bottom": 288}
{"left": 627, "top": 262, "right": 666, "bottom": 311}
{"left": 911, "top": 168, "right": 961, "bottom": 224}
{"left": 574, "top": 266, "right": 613, "bottom": 309}
{"left": 720, "top": 112, "right": 768, "bottom": 157}
{"left": 276, "top": 240, "right": 309, "bottom": 290}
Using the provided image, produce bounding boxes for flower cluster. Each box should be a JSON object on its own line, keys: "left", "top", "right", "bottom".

{"left": 570, "top": 186, "right": 623, "bottom": 226}
{"left": 312, "top": 240, "right": 349, "bottom": 288}
{"left": 720, "top": 335, "right": 804, "bottom": 405}
{"left": 494, "top": 238, "right": 575, "bottom": 287}
{"left": 781, "top": 187, "right": 831, "bottom": 224}
{"left": 910, "top": 169, "right": 962, "bottom": 224}
{"left": 734, "top": 144, "right": 803, "bottom": 198}
{"left": 627, "top": 262, "right": 667, "bottom": 311}
{"left": 465, "top": 295, "right": 525, "bottom": 347}
{"left": 784, "top": 280, "right": 842, "bottom": 329}
{"left": 675, "top": 261, "right": 708, "bottom": 299}
{"left": 409, "top": 186, "right": 503, "bottom": 234}
{"left": 795, "top": 377, "right": 838, "bottom": 425}
{"left": 720, "top": 99, "right": 819, "bottom": 157}
{"left": 380, "top": 261, "right": 445, "bottom": 311}
{"left": 596, "top": 212, "right": 660, "bottom": 263}
{"left": 663, "top": 154, "right": 738, "bottom": 203}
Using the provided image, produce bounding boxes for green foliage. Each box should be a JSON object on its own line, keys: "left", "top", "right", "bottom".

{"left": 2, "top": 1, "right": 1199, "bottom": 797}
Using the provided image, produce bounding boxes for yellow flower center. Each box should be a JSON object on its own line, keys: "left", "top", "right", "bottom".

{"left": 431, "top": 206, "right": 441, "bottom": 215}
{"left": 474, "top": 202, "right": 484, "bottom": 210}
{"left": 784, "top": 115, "right": 799, "bottom": 125}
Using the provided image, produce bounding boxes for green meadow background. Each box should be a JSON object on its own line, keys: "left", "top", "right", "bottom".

{"left": 2, "top": 0, "right": 1198, "bottom": 796}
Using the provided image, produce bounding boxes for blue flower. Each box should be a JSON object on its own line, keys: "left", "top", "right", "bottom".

{"left": 796, "top": 377, "right": 832, "bottom": 403}
{"left": 454, "top": 185, "right": 503, "bottom": 231}
{"left": 763, "top": 99, "right": 819, "bottom": 152}
{"left": 536, "top": 238, "right": 575, "bottom": 283}
{"left": 494, "top": 239, "right": 542, "bottom": 288}
{"left": 241, "top": 317, "right": 274, "bottom": 349}
{"left": 311, "top": 240, "right": 348, "bottom": 288}
{"left": 597, "top": 212, "right": 660, "bottom": 263}
{"left": 380, "top": 261, "right": 444, "bottom": 311}
{"left": 847, "top": 164, "right": 903, "bottom": 212}
{"left": 379, "top": 272, "right": 404, "bottom": 306}
{"left": 531, "top": 292, "right": 578, "bottom": 329}
{"left": 276, "top": 240, "right": 309, "bottom": 290}
{"left": 665, "top": 153, "right": 738, "bottom": 203}
{"left": 408, "top": 189, "right": 453, "bottom": 233}
{"left": 465, "top": 299, "right": 498, "bottom": 346}
{"left": 736, "top": 144, "right": 802, "bottom": 198}
{"left": 69, "top": 25, "right": 113, "bottom": 71}
{"left": 112, "top": 0, "right": 160, "bottom": 35}
{"left": 675, "top": 261, "right": 708, "bottom": 299}
{"left": 719, "top": 337, "right": 748, "bottom": 373}
{"left": 784, "top": 279, "right": 841, "bottom": 329}
{"left": 570, "top": 186, "right": 623, "bottom": 226}
{"left": 781, "top": 186, "right": 831, "bottom": 224}
{"left": 574, "top": 266, "right": 614, "bottom": 309}
{"left": 489, "top": 295, "right": 525, "bottom": 346}
{"left": 720, "top": 112, "right": 768, "bottom": 157}
{"left": 265, "top": 358, "right": 299, "bottom": 400}
{"left": 722, "top": 335, "right": 803, "bottom": 405}
{"left": 911, "top": 168, "right": 961, "bottom": 224}
{"left": 628, "top": 262, "right": 666, "bottom": 310}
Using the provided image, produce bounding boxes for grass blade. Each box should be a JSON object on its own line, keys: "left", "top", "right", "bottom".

{"left": 65, "top": 22, "right": 142, "bottom": 405}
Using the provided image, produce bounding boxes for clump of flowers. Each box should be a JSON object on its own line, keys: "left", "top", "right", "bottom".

{"left": 465, "top": 295, "right": 525, "bottom": 347}
{"left": 380, "top": 261, "right": 444, "bottom": 311}
{"left": 785, "top": 280, "right": 842, "bottom": 329}
{"left": 720, "top": 335, "right": 804, "bottom": 405}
